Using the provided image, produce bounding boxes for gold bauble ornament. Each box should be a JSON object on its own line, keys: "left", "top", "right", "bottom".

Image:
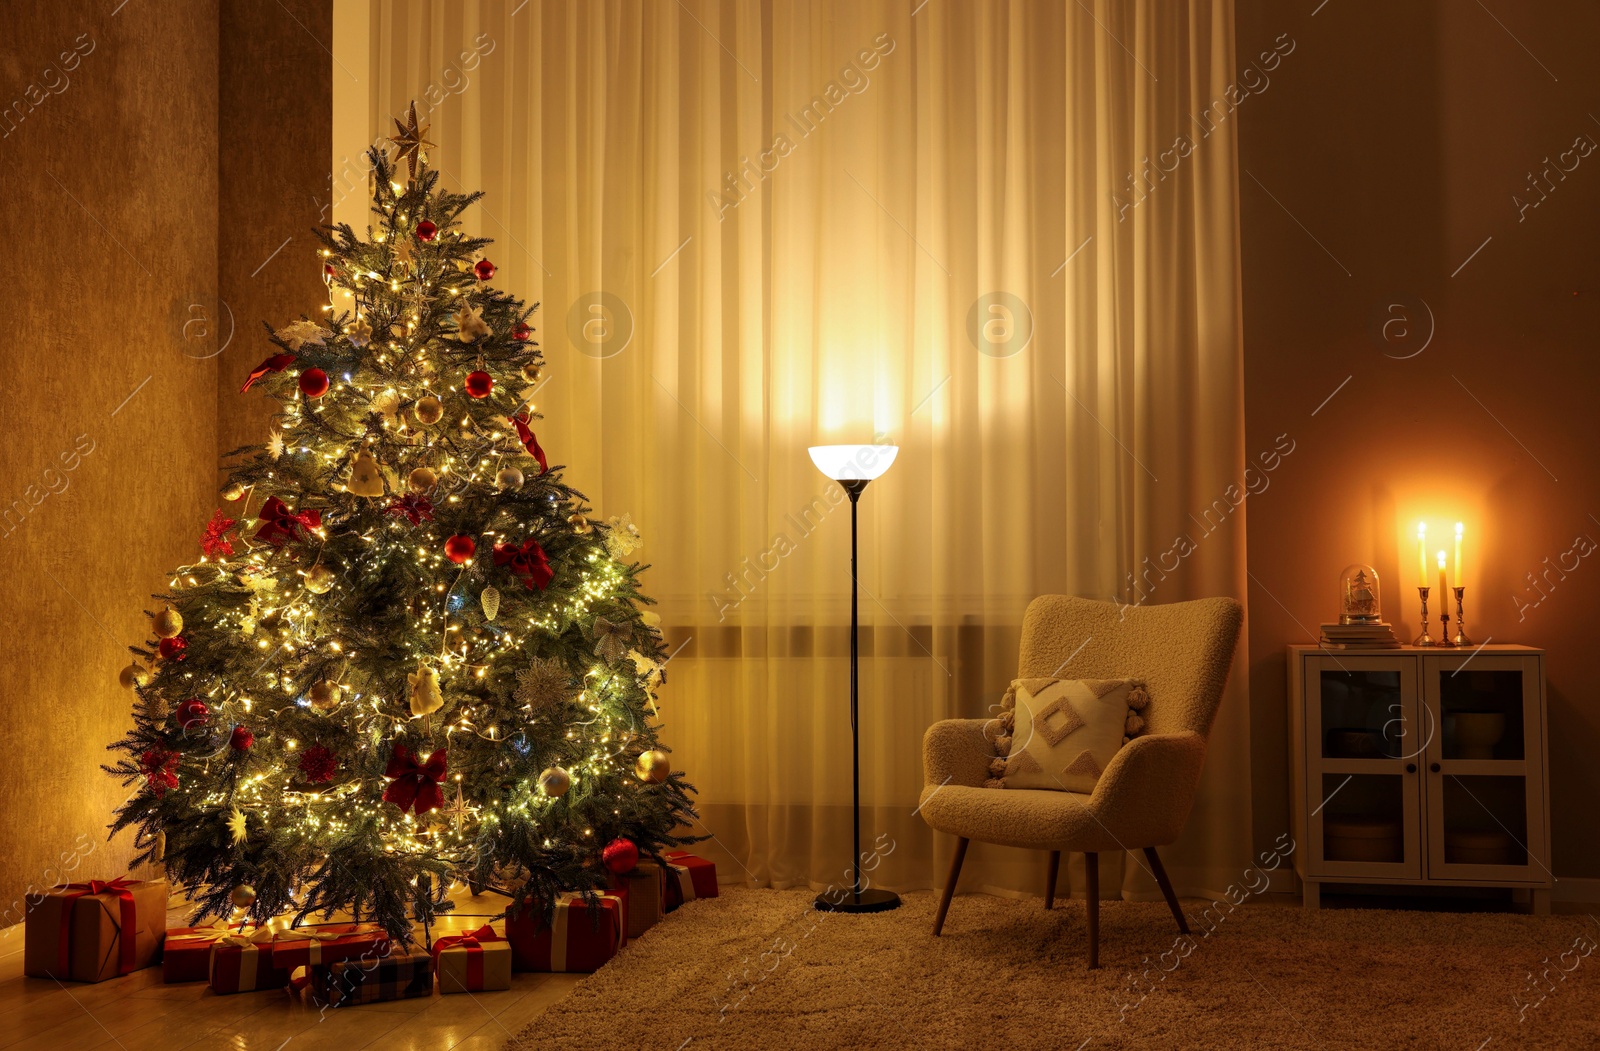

{"left": 309, "top": 680, "right": 343, "bottom": 711}
{"left": 538, "top": 766, "right": 571, "bottom": 797}
{"left": 304, "top": 565, "right": 336, "bottom": 594}
{"left": 347, "top": 450, "right": 385, "bottom": 497}
{"left": 414, "top": 396, "right": 444, "bottom": 425}
{"left": 221, "top": 481, "right": 246, "bottom": 502}
{"left": 408, "top": 467, "right": 438, "bottom": 492}
{"left": 495, "top": 466, "right": 524, "bottom": 492}
{"left": 521, "top": 362, "right": 543, "bottom": 383}
{"left": 568, "top": 513, "right": 593, "bottom": 535}
{"left": 230, "top": 885, "right": 257, "bottom": 908}
{"left": 634, "top": 749, "right": 671, "bottom": 784}
{"left": 118, "top": 663, "right": 150, "bottom": 690}
{"left": 153, "top": 606, "right": 183, "bottom": 639}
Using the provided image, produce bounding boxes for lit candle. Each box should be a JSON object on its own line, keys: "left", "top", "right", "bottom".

{"left": 1437, "top": 551, "right": 1448, "bottom": 604}
{"left": 1417, "top": 523, "right": 1428, "bottom": 587}
{"left": 1454, "top": 522, "right": 1464, "bottom": 589}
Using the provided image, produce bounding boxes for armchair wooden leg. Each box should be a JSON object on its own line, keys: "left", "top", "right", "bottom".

{"left": 1084, "top": 851, "right": 1099, "bottom": 969}
{"left": 932, "top": 837, "right": 968, "bottom": 936}
{"left": 1143, "top": 846, "right": 1190, "bottom": 935}
{"left": 1044, "top": 850, "right": 1060, "bottom": 910}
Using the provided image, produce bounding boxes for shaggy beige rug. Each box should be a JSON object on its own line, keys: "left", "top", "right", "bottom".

{"left": 507, "top": 888, "right": 1600, "bottom": 1050}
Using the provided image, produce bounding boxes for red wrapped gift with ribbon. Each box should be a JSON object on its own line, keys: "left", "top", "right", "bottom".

{"left": 432, "top": 923, "right": 513, "bottom": 993}
{"left": 208, "top": 926, "right": 292, "bottom": 994}
{"left": 608, "top": 863, "right": 663, "bottom": 940}
{"left": 163, "top": 921, "right": 257, "bottom": 983}
{"left": 662, "top": 852, "right": 719, "bottom": 912}
{"left": 506, "top": 892, "right": 625, "bottom": 972}
{"left": 24, "top": 877, "right": 167, "bottom": 983}
{"left": 268, "top": 922, "right": 391, "bottom": 971}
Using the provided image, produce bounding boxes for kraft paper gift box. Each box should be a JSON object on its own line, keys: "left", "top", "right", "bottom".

{"left": 608, "top": 863, "right": 664, "bottom": 939}
{"left": 431, "top": 923, "right": 512, "bottom": 993}
{"left": 506, "top": 892, "right": 624, "bottom": 972}
{"left": 24, "top": 877, "right": 168, "bottom": 983}
{"left": 662, "top": 852, "right": 718, "bottom": 912}
{"left": 268, "top": 923, "right": 390, "bottom": 971}
{"left": 163, "top": 922, "right": 258, "bottom": 983}
{"left": 312, "top": 949, "right": 432, "bottom": 1008}
{"left": 208, "top": 927, "right": 293, "bottom": 994}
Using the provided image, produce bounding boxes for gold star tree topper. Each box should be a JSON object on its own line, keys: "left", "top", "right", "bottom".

{"left": 387, "top": 100, "right": 435, "bottom": 181}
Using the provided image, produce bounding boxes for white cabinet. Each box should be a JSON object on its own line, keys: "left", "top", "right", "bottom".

{"left": 1287, "top": 645, "right": 1550, "bottom": 912}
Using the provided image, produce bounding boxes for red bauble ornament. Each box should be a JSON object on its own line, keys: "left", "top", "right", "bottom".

{"left": 298, "top": 368, "right": 330, "bottom": 398}
{"left": 323, "top": 262, "right": 336, "bottom": 279}
{"left": 464, "top": 371, "right": 494, "bottom": 398}
{"left": 415, "top": 219, "right": 438, "bottom": 242}
{"left": 158, "top": 636, "right": 187, "bottom": 661}
{"left": 444, "top": 535, "right": 477, "bottom": 564}
{"left": 473, "top": 258, "right": 496, "bottom": 281}
{"left": 230, "top": 726, "right": 254, "bottom": 751}
{"left": 602, "top": 838, "right": 639, "bottom": 875}
{"left": 512, "top": 321, "right": 533, "bottom": 341}
{"left": 176, "top": 698, "right": 210, "bottom": 730}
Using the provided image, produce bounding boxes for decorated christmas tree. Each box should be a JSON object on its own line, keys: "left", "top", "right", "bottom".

{"left": 105, "top": 105, "right": 696, "bottom": 941}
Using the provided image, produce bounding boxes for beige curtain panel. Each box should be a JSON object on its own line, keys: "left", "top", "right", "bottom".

{"left": 336, "top": 0, "right": 1252, "bottom": 901}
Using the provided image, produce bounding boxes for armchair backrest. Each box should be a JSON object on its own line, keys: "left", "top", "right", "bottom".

{"left": 1017, "top": 595, "right": 1243, "bottom": 738}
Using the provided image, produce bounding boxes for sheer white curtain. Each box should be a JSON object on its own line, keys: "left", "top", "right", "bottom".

{"left": 337, "top": 0, "right": 1251, "bottom": 900}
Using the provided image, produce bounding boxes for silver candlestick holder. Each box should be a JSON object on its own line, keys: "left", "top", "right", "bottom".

{"left": 1414, "top": 586, "right": 1437, "bottom": 647}
{"left": 1452, "top": 586, "right": 1472, "bottom": 647}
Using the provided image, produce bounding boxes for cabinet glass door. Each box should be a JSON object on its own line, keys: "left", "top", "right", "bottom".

{"left": 1422, "top": 654, "right": 1546, "bottom": 883}
{"left": 1303, "top": 657, "right": 1423, "bottom": 880}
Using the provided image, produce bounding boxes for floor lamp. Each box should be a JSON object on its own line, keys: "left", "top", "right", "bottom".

{"left": 807, "top": 444, "right": 901, "bottom": 914}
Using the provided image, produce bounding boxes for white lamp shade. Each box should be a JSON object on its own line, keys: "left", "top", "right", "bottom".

{"left": 807, "top": 444, "right": 898, "bottom": 480}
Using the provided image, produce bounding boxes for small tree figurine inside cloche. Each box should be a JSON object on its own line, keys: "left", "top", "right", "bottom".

{"left": 1339, "top": 564, "right": 1382, "bottom": 624}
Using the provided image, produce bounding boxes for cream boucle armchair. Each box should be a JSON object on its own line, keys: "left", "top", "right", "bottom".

{"left": 919, "top": 594, "right": 1243, "bottom": 967}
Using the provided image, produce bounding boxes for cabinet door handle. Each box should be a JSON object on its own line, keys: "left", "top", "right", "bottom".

{"left": 1430, "top": 762, "right": 1441, "bottom": 773}
{"left": 1406, "top": 763, "right": 1417, "bottom": 773}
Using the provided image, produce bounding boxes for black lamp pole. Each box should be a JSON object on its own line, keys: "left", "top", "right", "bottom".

{"left": 815, "top": 478, "right": 900, "bottom": 913}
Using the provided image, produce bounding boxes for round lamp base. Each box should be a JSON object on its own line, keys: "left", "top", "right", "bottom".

{"left": 813, "top": 887, "right": 901, "bottom": 913}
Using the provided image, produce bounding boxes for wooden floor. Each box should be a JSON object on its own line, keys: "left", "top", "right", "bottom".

{"left": 0, "top": 888, "right": 581, "bottom": 1051}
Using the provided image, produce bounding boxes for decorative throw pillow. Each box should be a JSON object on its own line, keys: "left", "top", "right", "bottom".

{"left": 985, "top": 677, "right": 1150, "bottom": 792}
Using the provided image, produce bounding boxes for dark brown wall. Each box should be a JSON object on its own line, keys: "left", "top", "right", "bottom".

{"left": 1239, "top": 1, "right": 1600, "bottom": 881}
{"left": 0, "top": 3, "right": 220, "bottom": 906}
{"left": 0, "top": 0, "right": 330, "bottom": 921}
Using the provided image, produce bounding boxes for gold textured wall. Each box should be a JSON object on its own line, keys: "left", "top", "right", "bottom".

{"left": 0, "top": 0, "right": 330, "bottom": 923}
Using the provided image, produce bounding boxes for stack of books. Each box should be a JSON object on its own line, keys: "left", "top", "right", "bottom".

{"left": 1318, "top": 621, "right": 1398, "bottom": 648}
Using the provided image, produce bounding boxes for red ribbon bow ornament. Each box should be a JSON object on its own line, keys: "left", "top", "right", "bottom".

{"left": 241, "top": 353, "right": 296, "bottom": 392}
{"left": 255, "top": 497, "right": 322, "bottom": 546}
{"left": 509, "top": 412, "right": 549, "bottom": 474}
{"left": 493, "top": 538, "right": 553, "bottom": 591}
{"left": 382, "top": 744, "right": 447, "bottom": 815}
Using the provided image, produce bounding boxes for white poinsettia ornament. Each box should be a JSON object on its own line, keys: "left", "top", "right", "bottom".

{"left": 276, "top": 320, "right": 332, "bottom": 350}
{"left": 604, "top": 513, "right": 643, "bottom": 557}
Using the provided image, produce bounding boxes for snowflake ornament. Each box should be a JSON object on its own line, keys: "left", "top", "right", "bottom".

{"left": 514, "top": 657, "right": 573, "bottom": 710}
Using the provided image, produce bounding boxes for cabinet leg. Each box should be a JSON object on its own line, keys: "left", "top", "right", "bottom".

{"left": 1301, "top": 880, "right": 1320, "bottom": 910}
{"left": 1532, "top": 889, "right": 1551, "bottom": 916}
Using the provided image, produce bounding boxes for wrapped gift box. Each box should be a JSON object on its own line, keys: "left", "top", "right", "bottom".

{"left": 506, "top": 892, "right": 624, "bottom": 972}
{"left": 24, "top": 877, "right": 168, "bottom": 983}
{"left": 662, "top": 852, "right": 718, "bottom": 912}
{"left": 609, "top": 863, "right": 663, "bottom": 939}
{"left": 163, "top": 922, "right": 257, "bottom": 983}
{"left": 269, "top": 923, "right": 390, "bottom": 971}
{"left": 208, "top": 928, "right": 293, "bottom": 994}
{"left": 432, "top": 923, "right": 512, "bottom": 993}
{"left": 312, "top": 949, "right": 432, "bottom": 1007}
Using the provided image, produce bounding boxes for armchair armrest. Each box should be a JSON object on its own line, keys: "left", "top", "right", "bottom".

{"left": 922, "top": 718, "right": 995, "bottom": 789}
{"left": 1088, "top": 731, "right": 1208, "bottom": 847}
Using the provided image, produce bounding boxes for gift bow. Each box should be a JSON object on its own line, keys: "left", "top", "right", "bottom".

{"left": 509, "top": 412, "right": 549, "bottom": 474}
{"left": 168, "top": 922, "right": 256, "bottom": 948}
{"left": 493, "top": 538, "right": 553, "bottom": 591}
{"left": 383, "top": 744, "right": 447, "bottom": 815}
{"left": 216, "top": 925, "right": 280, "bottom": 950}
{"left": 241, "top": 353, "right": 296, "bottom": 393}
{"left": 58, "top": 878, "right": 139, "bottom": 977}
{"left": 255, "top": 497, "right": 322, "bottom": 546}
